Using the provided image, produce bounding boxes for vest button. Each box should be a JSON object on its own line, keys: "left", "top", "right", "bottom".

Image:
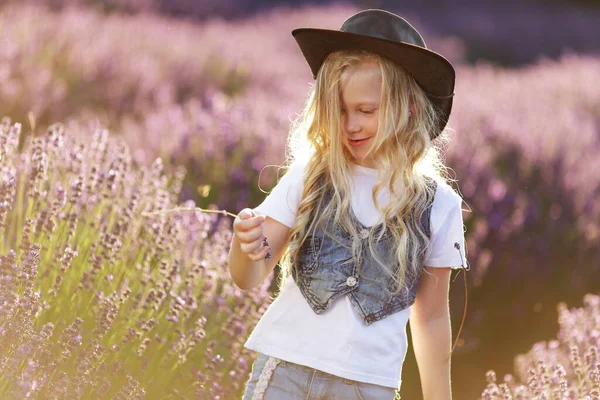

{"left": 359, "top": 229, "right": 369, "bottom": 239}
{"left": 346, "top": 276, "right": 357, "bottom": 287}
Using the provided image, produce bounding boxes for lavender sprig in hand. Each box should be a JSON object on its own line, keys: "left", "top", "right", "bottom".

{"left": 142, "top": 206, "right": 273, "bottom": 260}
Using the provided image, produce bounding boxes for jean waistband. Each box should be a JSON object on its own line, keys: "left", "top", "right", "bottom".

{"left": 271, "top": 356, "right": 355, "bottom": 384}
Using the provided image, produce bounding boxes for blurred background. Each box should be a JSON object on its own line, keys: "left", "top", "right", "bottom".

{"left": 1, "top": 0, "right": 599, "bottom": 398}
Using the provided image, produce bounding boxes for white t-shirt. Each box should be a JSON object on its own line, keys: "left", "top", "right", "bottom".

{"left": 243, "top": 160, "right": 466, "bottom": 390}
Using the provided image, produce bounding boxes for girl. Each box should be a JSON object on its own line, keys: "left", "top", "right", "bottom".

{"left": 228, "top": 9, "right": 467, "bottom": 400}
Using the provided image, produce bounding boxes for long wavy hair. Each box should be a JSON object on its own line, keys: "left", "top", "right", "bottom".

{"left": 274, "top": 49, "right": 457, "bottom": 297}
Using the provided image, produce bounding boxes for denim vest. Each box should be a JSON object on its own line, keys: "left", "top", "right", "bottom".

{"left": 291, "top": 177, "right": 437, "bottom": 326}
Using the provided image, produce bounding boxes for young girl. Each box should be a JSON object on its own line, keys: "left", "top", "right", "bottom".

{"left": 228, "top": 9, "right": 467, "bottom": 400}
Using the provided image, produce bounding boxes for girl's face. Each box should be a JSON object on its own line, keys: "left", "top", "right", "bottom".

{"left": 339, "top": 60, "right": 381, "bottom": 169}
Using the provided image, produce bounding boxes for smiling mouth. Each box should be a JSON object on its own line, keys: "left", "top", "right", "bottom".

{"left": 349, "top": 137, "right": 371, "bottom": 144}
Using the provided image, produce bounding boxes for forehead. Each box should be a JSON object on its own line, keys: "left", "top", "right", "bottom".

{"left": 340, "top": 61, "right": 382, "bottom": 104}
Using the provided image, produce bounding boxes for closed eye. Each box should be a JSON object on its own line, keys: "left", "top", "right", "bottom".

{"left": 360, "top": 109, "right": 374, "bottom": 114}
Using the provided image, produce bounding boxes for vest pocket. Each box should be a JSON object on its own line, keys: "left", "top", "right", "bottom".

{"left": 296, "top": 235, "right": 322, "bottom": 274}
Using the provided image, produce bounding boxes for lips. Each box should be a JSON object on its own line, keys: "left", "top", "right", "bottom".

{"left": 348, "top": 137, "right": 371, "bottom": 146}
{"left": 349, "top": 137, "right": 370, "bottom": 143}
{"left": 348, "top": 137, "right": 371, "bottom": 147}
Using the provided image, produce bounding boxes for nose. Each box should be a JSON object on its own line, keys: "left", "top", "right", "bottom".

{"left": 344, "top": 113, "right": 361, "bottom": 135}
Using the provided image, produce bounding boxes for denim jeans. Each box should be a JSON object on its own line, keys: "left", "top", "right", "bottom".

{"left": 242, "top": 352, "right": 400, "bottom": 400}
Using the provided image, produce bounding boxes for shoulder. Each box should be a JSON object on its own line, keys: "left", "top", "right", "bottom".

{"left": 271, "top": 158, "right": 309, "bottom": 188}
{"left": 275, "top": 158, "right": 310, "bottom": 197}
{"left": 285, "top": 158, "right": 309, "bottom": 177}
{"left": 433, "top": 179, "right": 462, "bottom": 207}
{"left": 422, "top": 175, "right": 461, "bottom": 206}
{"left": 427, "top": 178, "right": 463, "bottom": 232}
{"left": 253, "top": 158, "right": 310, "bottom": 227}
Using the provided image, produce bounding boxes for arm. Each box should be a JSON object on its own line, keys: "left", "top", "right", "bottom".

{"left": 228, "top": 215, "right": 291, "bottom": 290}
{"left": 229, "top": 160, "right": 304, "bottom": 290}
{"left": 410, "top": 266, "right": 453, "bottom": 400}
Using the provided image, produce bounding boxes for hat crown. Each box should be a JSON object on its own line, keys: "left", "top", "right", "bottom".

{"left": 340, "top": 9, "right": 426, "bottom": 48}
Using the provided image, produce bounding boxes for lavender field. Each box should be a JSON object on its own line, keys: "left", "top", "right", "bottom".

{"left": 0, "top": 2, "right": 599, "bottom": 399}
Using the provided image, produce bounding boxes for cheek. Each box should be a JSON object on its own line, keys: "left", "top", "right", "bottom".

{"left": 367, "top": 118, "right": 378, "bottom": 135}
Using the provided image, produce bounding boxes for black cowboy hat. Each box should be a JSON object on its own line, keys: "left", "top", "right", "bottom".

{"left": 292, "top": 9, "right": 456, "bottom": 140}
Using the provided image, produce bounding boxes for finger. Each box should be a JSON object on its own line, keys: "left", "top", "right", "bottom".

{"left": 234, "top": 210, "right": 254, "bottom": 234}
{"left": 237, "top": 215, "right": 265, "bottom": 232}
{"left": 248, "top": 244, "right": 270, "bottom": 261}
{"left": 234, "top": 209, "right": 255, "bottom": 231}
{"left": 239, "top": 208, "right": 254, "bottom": 219}
{"left": 235, "top": 228, "right": 263, "bottom": 244}
{"left": 240, "top": 239, "right": 262, "bottom": 255}
{"left": 248, "top": 248, "right": 269, "bottom": 261}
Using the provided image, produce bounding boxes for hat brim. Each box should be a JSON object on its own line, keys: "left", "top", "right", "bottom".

{"left": 292, "top": 28, "right": 455, "bottom": 140}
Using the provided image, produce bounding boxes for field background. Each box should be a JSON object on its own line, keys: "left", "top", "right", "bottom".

{"left": 0, "top": 0, "right": 599, "bottom": 398}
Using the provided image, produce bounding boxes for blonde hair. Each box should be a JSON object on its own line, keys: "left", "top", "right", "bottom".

{"left": 275, "top": 49, "right": 457, "bottom": 297}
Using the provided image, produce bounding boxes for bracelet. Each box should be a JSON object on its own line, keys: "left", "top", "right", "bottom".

{"left": 263, "top": 237, "right": 272, "bottom": 259}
